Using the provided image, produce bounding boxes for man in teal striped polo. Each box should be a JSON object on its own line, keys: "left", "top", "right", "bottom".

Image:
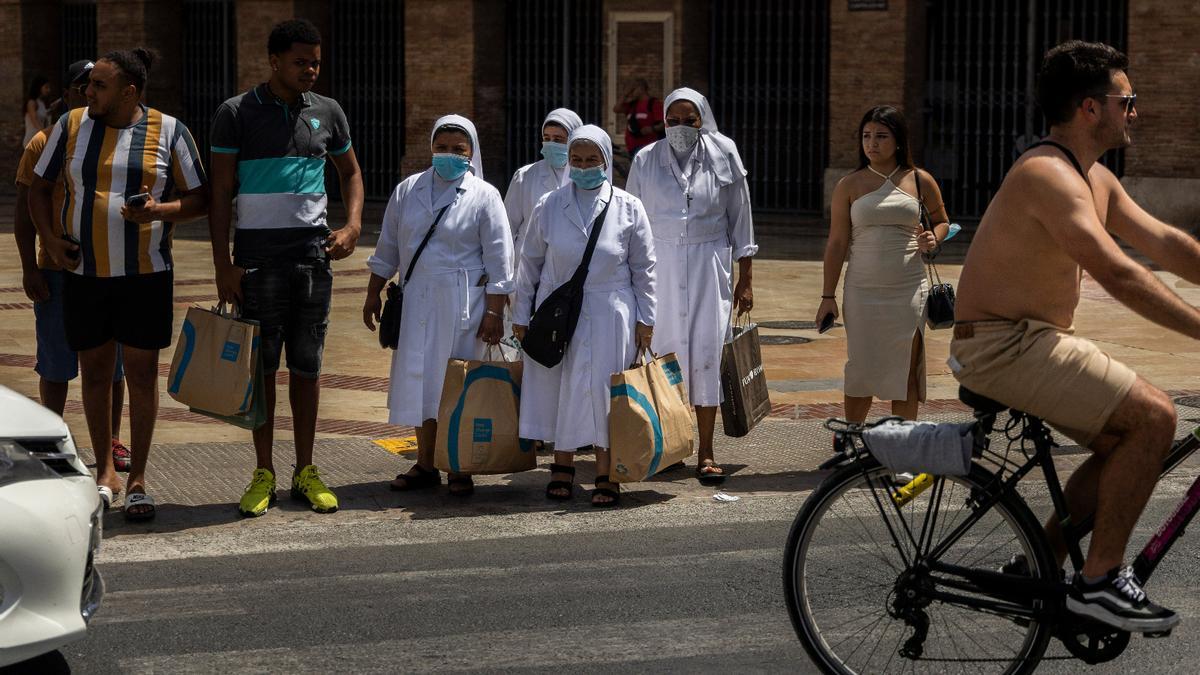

{"left": 207, "top": 18, "right": 364, "bottom": 517}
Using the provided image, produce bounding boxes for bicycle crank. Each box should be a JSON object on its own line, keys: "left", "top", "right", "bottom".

{"left": 1056, "top": 621, "right": 1130, "bottom": 664}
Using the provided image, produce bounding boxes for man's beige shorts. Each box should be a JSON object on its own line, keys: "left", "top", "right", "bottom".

{"left": 949, "top": 319, "right": 1137, "bottom": 447}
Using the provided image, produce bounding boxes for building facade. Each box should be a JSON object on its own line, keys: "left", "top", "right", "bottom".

{"left": 2, "top": 0, "right": 1196, "bottom": 228}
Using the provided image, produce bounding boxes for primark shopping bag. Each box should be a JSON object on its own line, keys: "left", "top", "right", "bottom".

{"left": 434, "top": 349, "right": 534, "bottom": 475}
{"left": 720, "top": 319, "right": 771, "bottom": 437}
{"left": 167, "top": 304, "right": 259, "bottom": 417}
{"left": 189, "top": 354, "right": 269, "bottom": 430}
{"left": 609, "top": 351, "right": 694, "bottom": 483}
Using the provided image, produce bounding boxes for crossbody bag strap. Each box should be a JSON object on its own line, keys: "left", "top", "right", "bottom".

{"left": 913, "top": 167, "right": 943, "bottom": 268}
{"left": 401, "top": 202, "right": 452, "bottom": 287}
{"left": 1026, "top": 139, "right": 1087, "bottom": 182}
{"left": 568, "top": 186, "right": 613, "bottom": 287}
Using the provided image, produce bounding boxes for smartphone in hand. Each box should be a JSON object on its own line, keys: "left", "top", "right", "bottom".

{"left": 126, "top": 192, "right": 151, "bottom": 209}
{"left": 818, "top": 311, "right": 836, "bottom": 334}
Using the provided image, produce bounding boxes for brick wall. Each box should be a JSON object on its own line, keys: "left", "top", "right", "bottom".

{"left": 402, "top": 0, "right": 475, "bottom": 178}
{"left": 236, "top": 0, "right": 295, "bottom": 92}
{"left": 95, "top": 0, "right": 184, "bottom": 118}
{"left": 604, "top": 0, "right": 679, "bottom": 136}
{"left": 0, "top": 0, "right": 27, "bottom": 192}
{"left": 473, "top": 0, "right": 507, "bottom": 188}
{"left": 1125, "top": 3, "right": 1200, "bottom": 179}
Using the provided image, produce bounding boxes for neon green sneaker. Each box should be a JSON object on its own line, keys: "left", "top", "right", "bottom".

{"left": 291, "top": 465, "right": 339, "bottom": 513}
{"left": 238, "top": 468, "right": 276, "bottom": 518}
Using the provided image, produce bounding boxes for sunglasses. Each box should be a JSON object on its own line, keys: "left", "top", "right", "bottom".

{"left": 1104, "top": 93, "right": 1137, "bottom": 113}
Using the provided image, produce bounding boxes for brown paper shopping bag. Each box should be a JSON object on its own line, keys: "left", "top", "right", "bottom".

{"left": 434, "top": 350, "right": 535, "bottom": 475}
{"left": 720, "top": 319, "right": 771, "bottom": 437}
{"left": 167, "top": 305, "right": 259, "bottom": 417}
{"left": 609, "top": 351, "right": 694, "bottom": 483}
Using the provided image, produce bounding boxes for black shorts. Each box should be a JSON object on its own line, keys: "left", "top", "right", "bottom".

{"left": 240, "top": 260, "right": 332, "bottom": 377}
{"left": 63, "top": 270, "right": 174, "bottom": 351}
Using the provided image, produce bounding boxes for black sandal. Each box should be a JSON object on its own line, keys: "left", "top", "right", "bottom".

{"left": 447, "top": 474, "right": 475, "bottom": 497}
{"left": 697, "top": 460, "right": 726, "bottom": 485}
{"left": 545, "top": 463, "right": 576, "bottom": 501}
{"left": 390, "top": 465, "right": 440, "bottom": 491}
{"left": 591, "top": 474, "right": 621, "bottom": 508}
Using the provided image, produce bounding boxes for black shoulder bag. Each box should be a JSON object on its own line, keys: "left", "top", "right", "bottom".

{"left": 378, "top": 203, "right": 451, "bottom": 349}
{"left": 521, "top": 196, "right": 612, "bottom": 368}
{"left": 915, "top": 169, "right": 955, "bottom": 329}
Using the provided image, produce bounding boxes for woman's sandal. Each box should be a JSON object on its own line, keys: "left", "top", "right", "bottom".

{"left": 545, "top": 463, "right": 575, "bottom": 501}
{"left": 591, "top": 474, "right": 621, "bottom": 508}
{"left": 447, "top": 475, "right": 475, "bottom": 497}
{"left": 697, "top": 460, "right": 726, "bottom": 485}
{"left": 390, "top": 464, "right": 441, "bottom": 491}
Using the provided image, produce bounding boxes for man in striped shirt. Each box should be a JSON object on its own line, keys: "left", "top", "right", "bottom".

{"left": 29, "top": 47, "right": 209, "bottom": 520}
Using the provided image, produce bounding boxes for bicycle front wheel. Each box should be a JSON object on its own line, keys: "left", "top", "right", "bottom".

{"left": 783, "top": 458, "right": 1055, "bottom": 674}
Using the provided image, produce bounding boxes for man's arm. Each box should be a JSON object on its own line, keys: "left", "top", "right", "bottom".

{"left": 206, "top": 152, "right": 241, "bottom": 304}
{"left": 1099, "top": 166, "right": 1200, "bottom": 286}
{"left": 1029, "top": 160, "right": 1200, "bottom": 340}
{"left": 326, "top": 148, "right": 364, "bottom": 260}
{"left": 14, "top": 183, "right": 49, "bottom": 301}
{"left": 29, "top": 175, "right": 77, "bottom": 270}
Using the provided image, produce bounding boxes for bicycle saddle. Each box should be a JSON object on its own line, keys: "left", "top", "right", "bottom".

{"left": 958, "top": 385, "right": 1008, "bottom": 414}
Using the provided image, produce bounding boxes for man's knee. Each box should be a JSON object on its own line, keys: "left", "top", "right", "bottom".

{"left": 1112, "top": 381, "right": 1175, "bottom": 455}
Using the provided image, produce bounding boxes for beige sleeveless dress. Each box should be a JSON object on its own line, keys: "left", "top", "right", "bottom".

{"left": 842, "top": 168, "right": 927, "bottom": 401}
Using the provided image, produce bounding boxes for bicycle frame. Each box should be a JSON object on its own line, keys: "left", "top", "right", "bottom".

{"left": 839, "top": 411, "right": 1200, "bottom": 622}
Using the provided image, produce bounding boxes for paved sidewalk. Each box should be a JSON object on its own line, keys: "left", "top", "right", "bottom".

{"left": 4, "top": 226, "right": 1200, "bottom": 531}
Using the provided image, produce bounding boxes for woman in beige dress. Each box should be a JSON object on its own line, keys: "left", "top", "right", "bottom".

{"left": 816, "top": 106, "right": 950, "bottom": 422}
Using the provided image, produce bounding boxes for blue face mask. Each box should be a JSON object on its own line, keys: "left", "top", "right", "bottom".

{"left": 569, "top": 165, "right": 607, "bottom": 190}
{"left": 540, "top": 141, "right": 569, "bottom": 169}
{"left": 432, "top": 153, "right": 471, "bottom": 180}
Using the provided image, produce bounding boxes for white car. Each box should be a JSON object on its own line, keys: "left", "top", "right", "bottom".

{"left": 0, "top": 385, "right": 103, "bottom": 667}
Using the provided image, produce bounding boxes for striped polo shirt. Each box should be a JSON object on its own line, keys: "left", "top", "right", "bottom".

{"left": 209, "top": 84, "right": 352, "bottom": 265}
{"left": 33, "top": 105, "right": 206, "bottom": 277}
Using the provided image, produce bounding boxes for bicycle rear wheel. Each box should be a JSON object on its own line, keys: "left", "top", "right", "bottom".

{"left": 783, "top": 457, "right": 1055, "bottom": 674}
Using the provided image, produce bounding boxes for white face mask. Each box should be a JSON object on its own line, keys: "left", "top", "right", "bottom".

{"left": 666, "top": 125, "right": 700, "bottom": 153}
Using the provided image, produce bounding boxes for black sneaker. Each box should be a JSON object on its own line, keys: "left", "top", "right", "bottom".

{"left": 1066, "top": 566, "right": 1180, "bottom": 633}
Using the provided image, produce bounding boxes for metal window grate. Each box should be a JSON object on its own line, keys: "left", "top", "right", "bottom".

{"left": 62, "top": 1, "right": 97, "bottom": 71}
{"left": 182, "top": 0, "right": 236, "bottom": 170}
{"left": 505, "top": 0, "right": 604, "bottom": 181}
{"left": 924, "top": 0, "right": 1127, "bottom": 220}
{"left": 709, "top": 0, "right": 830, "bottom": 214}
{"left": 331, "top": 0, "right": 406, "bottom": 200}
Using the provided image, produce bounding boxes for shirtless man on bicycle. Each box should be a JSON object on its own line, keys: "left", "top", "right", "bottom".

{"left": 951, "top": 40, "right": 1200, "bottom": 633}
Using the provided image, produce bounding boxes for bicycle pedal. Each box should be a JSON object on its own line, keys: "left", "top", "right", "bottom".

{"left": 1142, "top": 629, "right": 1172, "bottom": 638}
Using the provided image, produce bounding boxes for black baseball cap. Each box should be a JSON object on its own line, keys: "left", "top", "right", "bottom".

{"left": 66, "top": 59, "right": 94, "bottom": 86}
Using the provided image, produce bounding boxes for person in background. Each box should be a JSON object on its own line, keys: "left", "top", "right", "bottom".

{"left": 612, "top": 78, "right": 664, "bottom": 157}
{"left": 14, "top": 59, "right": 130, "bottom": 471}
{"left": 23, "top": 75, "right": 50, "bottom": 146}
{"left": 513, "top": 125, "right": 656, "bottom": 507}
{"left": 626, "top": 86, "right": 756, "bottom": 484}
{"left": 504, "top": 108, "right": 583, "bottom": 249}
{"left": 816, "top": 106, "right": 949, "bottom": 425}
{"left": 363, "top": 115, "right": 513, "bottom": 498}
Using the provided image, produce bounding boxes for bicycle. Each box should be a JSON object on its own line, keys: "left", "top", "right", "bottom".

{"left": 782, "top": 385, "right": 1200, "bottom": 673}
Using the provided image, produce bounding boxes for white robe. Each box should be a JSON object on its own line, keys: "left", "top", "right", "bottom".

{"left": 626, "top": 139, "right": 757, "bottom": 407}
{"left": 514, "top": 184, "right": 657, "bottom": 450}
{"left": 367, "top": 169, "right": 514, "bottom": 426}
{"left": 504, "top": 158, "right": 566, "bottom": 248}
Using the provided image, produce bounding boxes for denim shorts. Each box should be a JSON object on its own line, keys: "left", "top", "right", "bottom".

{"left": 240, "top": 259, "right": 332, "bottom": 378}
{"left": 34, "top": 269, "right": 124, "bottom": 383}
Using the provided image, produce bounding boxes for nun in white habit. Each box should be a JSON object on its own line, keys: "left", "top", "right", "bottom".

{"left": 503, "top": 107, "right": 583, "bottom": 247}
{"left": 625, "top": 86, "right": 756, "bottom": 485}
{"left": 363, "top": 114, "right": 514, "bottom": 496}
{"left": 512, "top": 124, "right": 657, "bottom": 507}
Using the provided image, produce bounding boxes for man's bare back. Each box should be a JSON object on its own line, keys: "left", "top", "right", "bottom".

{"left": 956, "top": 146, "right": 1119, "bottom": 328}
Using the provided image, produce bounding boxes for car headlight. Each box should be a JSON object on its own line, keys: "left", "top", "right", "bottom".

{"left": 0, "top": 439, "right": 59, "bottom": 488}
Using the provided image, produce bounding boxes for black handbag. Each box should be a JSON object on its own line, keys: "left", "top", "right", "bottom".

{"left": 378, "top": 203, "right": 452, "bottom": 349}
{"left": 914, "top": 169, "right": 955, "bottom": 329}
{"left": 521, "top": 196, "right": 611, "bottom": 368}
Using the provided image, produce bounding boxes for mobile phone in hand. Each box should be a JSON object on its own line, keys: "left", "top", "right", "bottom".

{"left": 818, "top": 311, "right": 836, "bottom": 334}
{"left": 61, "top": 233, "right": 81, "bottom": 261}
{"left": 126, "top": 192, "right": 151, "bottom": 209}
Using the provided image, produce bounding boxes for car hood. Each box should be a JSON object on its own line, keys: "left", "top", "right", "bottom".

{"left": 0, "top": 386, "right": 71, "bottom": 440}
